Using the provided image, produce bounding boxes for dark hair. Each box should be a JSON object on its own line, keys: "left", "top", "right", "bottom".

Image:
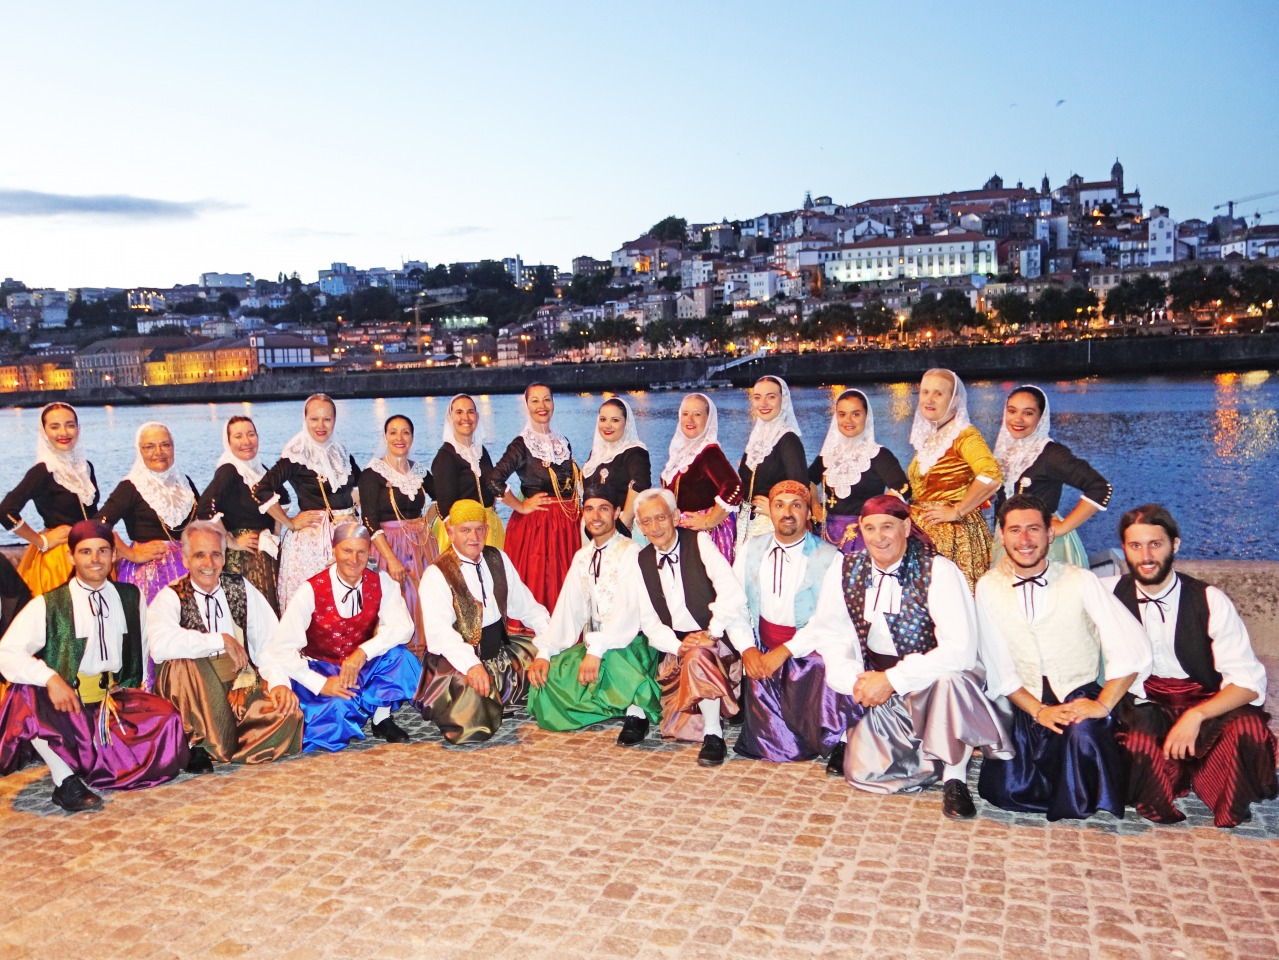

{"left": 304, "top": 393, "right": 336, "bottom": 416}
{"left": 1007, "top": 385, "right": 1047, "bottom": 414}
{"left": 40, "top": 402, "right": 77, "bottom": 427}
{"left": 225, "top": 415, "right": 255, "bottom": 441}
{"left": 599, "top": 397, "right": 628, "bottom": 419}
{"left": 754, "top": 375, "right": 784, "bottom": 390}
{"left": 835, "top": 388, "right": 868, "bottom": 413}
{"left": 1118, "top": 503, "right": 1180, "bottom": 543}
{"left": 523, "top": 382, "right": 552, "bottom": 400}
{"left": 450, "top": 393, "right": 475, "bottom": 410}
{"left": 384, "top": 414, "right": 414, "bottom": 435}
{"left": 997, "top": 493, "right": 1052, "bottom": 528}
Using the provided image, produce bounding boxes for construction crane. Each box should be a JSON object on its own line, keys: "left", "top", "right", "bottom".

{"left": 1214, "top": 189, "right": 1279, "bottom": 219}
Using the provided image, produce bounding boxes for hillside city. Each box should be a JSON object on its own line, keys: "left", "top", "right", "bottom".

{"left": 3, "top": 159, "right": 1278, "bottom": 395}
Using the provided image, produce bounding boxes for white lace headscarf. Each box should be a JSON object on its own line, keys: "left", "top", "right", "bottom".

{"left": 279, "top": 394, "right": 352, "bottom": 489}
{"left": 742, "top": 376, "right": 802, "bottom": 471}
{"left": 125, "top": 422, "right": 195, "bottom": 529}
{"left": 993, "top": 385, "right": 1053, "bottom": 497}
{"left": 442, "top": 393, "right": 487, "bottom": 477}
{"left": 518, "top": 384, "right": 571, "bottom": 465}
{"left": 819, "top": 389, "right": 883, "bottom": 499}
{"left": 366, "top": 414, "right": 429, "bottom": 498}
{"left": 661, "top": 393, "right": 719, "bottom": 485}
{"left": 909, "top": 368, "right": 971, "bottom": 476}
{"left": 214, "top": 416, "right": 266, "bottom": 487}
{"left": 35, "top": 403, "right": 96, "bottom": 506}
{"left": 583, "top": 396, "right": 646, "bottom": 477}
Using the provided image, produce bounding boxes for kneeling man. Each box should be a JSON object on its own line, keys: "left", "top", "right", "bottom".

{"left": 528, "top": 484, "right": 661, "bottom": 740}
{"left": 148, "top": 520, "right": 302, "bottom": 770}
{"left": 975, "top": 495, "right": 1151, "bottom": 821}
{"left": 416, "top": 500, "right": 550, "bottom": 744}
{"left": 0, "top": 520, "right": 188, "bottom": 811}
{"left": 269, "top": 522, "right": 420, "bottom": 751}
{"left": 796, "top": 495, "right": 1013, "bottom": 819}
{"left": 1112, "top": 503, "right": 1278, "bottom": 828}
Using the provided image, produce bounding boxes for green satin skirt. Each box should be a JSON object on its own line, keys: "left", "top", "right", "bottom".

{"left": 528, "top": 635, "right": 662, "bottom": 732}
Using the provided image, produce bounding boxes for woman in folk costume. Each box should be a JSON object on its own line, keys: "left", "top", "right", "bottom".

{"left": 431, "top": 393, "right": 503, "bottom": 551}
{"left": 736, "top": 376, "right": 807, "bottom": 547}
{"left": 0, "top": 402, "right": 99, "bottom": 596}
{"left": 661, "top": 392, "right": 742, "bottom": 562}
{"left": 196, "top": 415, "right": 286, "bottom": 612}
{"left": 98, "top": 422, "right": 199, "bottom": 604}
{"left": 487, "top": 383, "right": 581, "bottom": 616}
{"left": 581, "top": 396, "right": 651, "bottom": 537}
{"left": 990, "top": 384, "right": 1112, "bottom": 568}
{"left": 907, "top": 369, "right": 1002, "bottom": 592}
{"left": 808, "top": 388, "right": 910, "bottom": 554}
{"left": 253, "top": 394, "right": 361, "bottom": 610}
{"left": 358, "top": 414, "right": 438, "bottom": 658}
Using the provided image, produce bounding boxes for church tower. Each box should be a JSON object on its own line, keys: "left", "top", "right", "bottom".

{"left": 1111, "top": 157, "right": 1124, "bottom": 192}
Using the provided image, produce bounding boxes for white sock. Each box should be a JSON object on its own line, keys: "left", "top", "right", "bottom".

{"left": 942, "top": 746, "right": 974, "bottom": 783}
{"left": 625, "top": 704, "right": 646, "bottom": 719}
{"left": 699, "top": 699, "right": 723, "bottom": 738}
{"left": 373, "top": 706, "right": 391, "bottom": 724}
{"left": 839, "top": 730, "right": 848, "bottom": 743}
{"left": 32, "top": 737, "right": 75, "bottom": 787}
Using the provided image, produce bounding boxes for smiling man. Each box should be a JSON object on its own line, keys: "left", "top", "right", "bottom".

{"left": 527, "top": 484, "right": 661, "bottom": 740}
{"left": 148, "top": 520, "right": 302, "bottom": 771}
{"left": 1109, "top": 503, "right": 1278, "bottom": 828}
{"left": 0, "top": 520, "right": 188, "bottom": 812}
{"left": 975, "top": 494, "right": 1151, "bottom": 821}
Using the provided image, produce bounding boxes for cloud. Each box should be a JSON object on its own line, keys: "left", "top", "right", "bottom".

{"left": 273, "top": 226, "right": 356, "bottom": 240}
{"left": 437, "top": 225, "right": 490, "bottom": 237}
{"left": 0, "top": 189, "right": 232, "bottom": 220}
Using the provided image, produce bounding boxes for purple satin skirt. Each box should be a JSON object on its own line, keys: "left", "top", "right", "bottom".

{"left": 0, "top": 683, "right": 188, "bottom": 790}
{"left": 822, "top": 513, "right": 864, "bottom": 554}
{"left": 735, "top": 653, "right": 862, "bottom": 762}
{"left": 117, "top": 541, "right": 188, "bottom": 605}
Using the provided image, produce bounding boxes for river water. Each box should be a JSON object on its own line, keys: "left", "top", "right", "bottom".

{"left": 1, "top": 371, "right": 1275, "bottom": 560}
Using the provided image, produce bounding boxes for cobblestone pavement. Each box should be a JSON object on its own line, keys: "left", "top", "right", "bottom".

{"left": 2, "top": 671, "right": 1278, "bottom": 960}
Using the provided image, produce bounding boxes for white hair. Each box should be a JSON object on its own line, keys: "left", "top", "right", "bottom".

{"left": 181, "top": 519, "right": 228, "bottom": 554}
{"left": 634, "top": 487, "right": 676, "bottom": 516}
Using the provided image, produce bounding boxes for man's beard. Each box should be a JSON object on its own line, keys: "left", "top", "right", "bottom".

{"left": 1132, "top": 552, "right": 1175, "bottom": 586}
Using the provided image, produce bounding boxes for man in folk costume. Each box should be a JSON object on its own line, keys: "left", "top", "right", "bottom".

{"left": 268, "top": 521, "right": 419, "bottom": 751}
{"left": 415, "top": 499, "right": 551, "bottom": 744}
{"left": 148, "top": 520, "right": 302, "bottom": 770}
{"left": 732, "top": 480, "right": 861, "bottom": 767}
{"left": 632, "top": 488, "right": 754, "bottom": 766}
{"left": 797, "top": 495, "right": 1013, "bottom": 819}
{"left": 527, "top": 484, "right": 661, "bottom": 740}
{"left": 1110, "top": 503, "right": 1277, "bottom": 828}
{"left": 975, "top": 495, "right": 1151, "bottom": 821}
{"left": 0, "top": 520, "right": 188, "bottom": 812}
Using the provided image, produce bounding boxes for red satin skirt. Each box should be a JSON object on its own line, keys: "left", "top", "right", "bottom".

{"left": 503, "top": 498, "right": 581, "bottom": 620}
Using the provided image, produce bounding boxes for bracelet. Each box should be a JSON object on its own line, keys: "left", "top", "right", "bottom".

{"left": 38, "top": 533, "right": 49, "bottom": 553}
{"left": 1034, "top": 704, "right": 1046, "bottom": 723}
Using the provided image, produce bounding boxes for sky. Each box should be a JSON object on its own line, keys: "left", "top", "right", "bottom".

{"left": 2, "top": 0, "right": 1277, "bottom": 290}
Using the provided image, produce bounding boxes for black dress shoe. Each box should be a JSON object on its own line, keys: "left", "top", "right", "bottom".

{"left": 942, "top": 778, "right": 977, "bottom": 820}
{"left": 697, "top": 733, "right": 727, "bottom": 767}
{"left": 51, "top": 775, "right": 103, "bottom": 813}
{"left": 825, "top": 742, "right": 846, "bottom": 778}
{"left": 185, "top": 748, "right": 215, "bottom": 775}
{"left": 616, "top": 715, "right": 650, "bottom": 746}
{"left": 372, "top": 716, "right": 412, "bottom": 743}
{"left": 725, "top": 708, "right": 744, "bottom": 727}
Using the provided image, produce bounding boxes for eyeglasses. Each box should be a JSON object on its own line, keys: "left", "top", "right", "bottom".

{"left": 637, "top": 513, "right": 671, "bottom": 528}
{"left": 140, "top": 442, "right": 174, "bottom": 453}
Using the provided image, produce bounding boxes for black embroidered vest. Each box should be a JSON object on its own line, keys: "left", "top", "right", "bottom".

{"left": 637, "top": 528, "right": 713, "bottom": 631}
{"left": 170, "top": 574, "right": 249, "bottom": 635}
{"left": 1114, "top": 573, "right": 1220, "bottom": 692}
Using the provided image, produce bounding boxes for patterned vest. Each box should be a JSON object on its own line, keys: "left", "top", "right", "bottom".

{"left": 636, "top": 528, "right": 714, "bottom": 631}
{"left": 842, "top": 538, "right": 937, "bottom": 664}
{"left": 302, "top": 568, "right": 382, "bottom": 664}
{"left": 433, "top": 546, "right": 509, "bottom": 647}
{"left": 1114, "top": 573, "right": 1220, "bottom": 692}
{"left": 42, "top": 580, "right": 144, "bottom": 689}
{"left": 170, "top": 574, "right": 249, "bottom": 635}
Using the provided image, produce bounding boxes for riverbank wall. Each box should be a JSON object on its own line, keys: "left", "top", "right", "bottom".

{"left": 6, "top": 332, "right": 1278, "bottom": 409}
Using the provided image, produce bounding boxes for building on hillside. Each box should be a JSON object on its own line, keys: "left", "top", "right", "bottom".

{"left": 200, "top": 272, "right": 254, "bottom": 289}
{"left": 75, "top": 335, "right": 206, "bottom": 387}
{"left": 820, "top": 233, "right": 998, "bottom": 284}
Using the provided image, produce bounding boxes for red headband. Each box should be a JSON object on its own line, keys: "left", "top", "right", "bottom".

{"left": 860, "top": 494, "right": 910, "bottom": 521}
{"left": 768, "top": 480, "right": 811, "bottom": 505}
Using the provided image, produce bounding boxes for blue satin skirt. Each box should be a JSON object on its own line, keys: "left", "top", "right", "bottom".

{"left": 293, "top": 645, "right": 422, "bottom": 753}
{"left": 977, "top": 681, "right": 1126, "bottom": 821}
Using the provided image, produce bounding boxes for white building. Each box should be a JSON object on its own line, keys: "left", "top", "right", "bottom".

{"left": 1146, "top": 206, "right": 1178, "bottom": 265}
{"left": 820, "top": 233, "right": 997, "bottom": 284}
{"left": 748, "top": 269, "right": 782, "bottom": 302}
{"left": 200, "top": 272, "right": 254, "bottom": 289}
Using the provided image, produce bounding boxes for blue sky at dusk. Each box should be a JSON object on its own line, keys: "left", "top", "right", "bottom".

{"left": 3, "top": 0, "right": 1276, "bottom": 289}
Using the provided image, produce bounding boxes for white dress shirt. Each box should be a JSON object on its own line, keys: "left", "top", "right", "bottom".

{"left": 636, "top": 532, "right": 754, "bottom": 656}
{"left": 794, "top": 553, "right": 977, "bottom": 696}
{"left": 0, "top": 579, "right": 144, "bottom": 687}
{"left": 268, "top": 566, "right": 414, "bottom": 695}
{"left": 539, "top": 534, "right": 640, "bottom": 661}
{"left": 733, "top": 536, "right": 808, "bottom": 629}
{"left": 1102, "top": 574, "right": 1267, "bottom": 705}
{"left": 147, "top": 579, "right": 287, "bottom": 688}
{"left": 419, "top": 550, "right": 550, "bottom": 674}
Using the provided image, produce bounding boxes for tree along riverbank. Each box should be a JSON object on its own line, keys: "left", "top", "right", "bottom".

{"left": 5, "top": 331, "right": 1278, "bottom": 410}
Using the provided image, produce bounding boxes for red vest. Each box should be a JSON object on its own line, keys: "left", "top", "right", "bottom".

{"left": 303, "top": 568, "right": 382, "bottom": 664}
